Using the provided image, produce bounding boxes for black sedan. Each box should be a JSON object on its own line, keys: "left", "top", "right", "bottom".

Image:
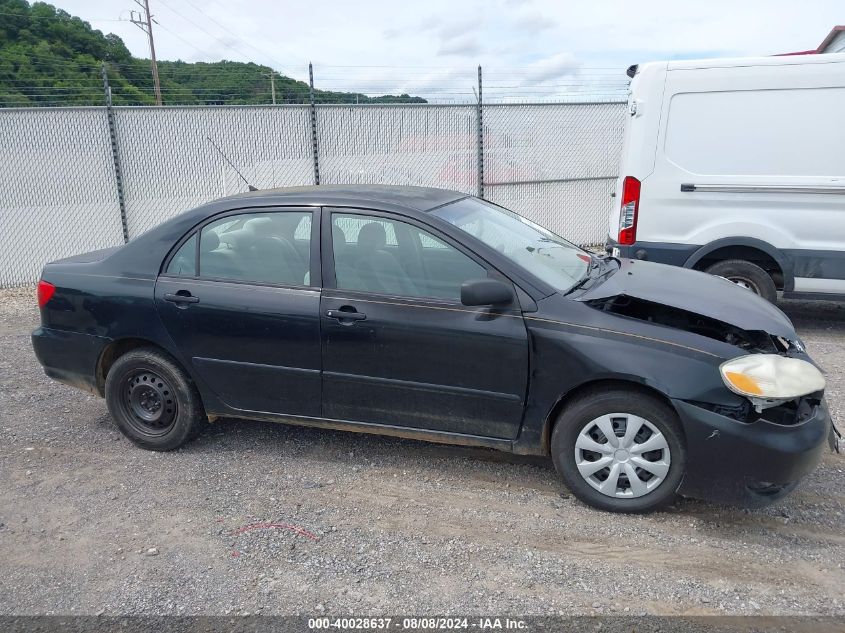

{"left": 32, "top": 185, "right": 836, "bottom": 513}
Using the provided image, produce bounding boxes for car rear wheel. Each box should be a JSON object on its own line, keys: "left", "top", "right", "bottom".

{"left": 704, "top": 259, "right": 777, "bottom": 303}
{"left": 105, "top": 347, "right": 206, "bottom": 451}
{"left": 551, "top": 388, "right": 685, "bottom": 513}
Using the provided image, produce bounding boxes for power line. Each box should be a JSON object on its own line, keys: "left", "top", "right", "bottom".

{"left": 155, "top": 0, "right": 278, "bottom": 71}
{"left": 179, "top": 0, "right": 298, "bottom": 76}
{"left": 151, "top": 20, "right": 219, "bottom": 60}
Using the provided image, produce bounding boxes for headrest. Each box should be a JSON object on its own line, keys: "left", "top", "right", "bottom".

{"left": 270, "top": 214, "right": 303, "bottom": 235}
{"left": 333, "top": 226, "right": 347, "bottom": 253}
{"left": 244, "top": 216, "right": 273, "bottom": 234}
{"left": 358, "top": 222, "right": 386, "bottom": 251}
{"left": 217, "top": 228, "right": 251, "bottom": 249}
{"left": 245, "top": 214, "right": 301, "bottom": 237}
{"left": 200, "top": 231, "right": 220, "bottom": 253}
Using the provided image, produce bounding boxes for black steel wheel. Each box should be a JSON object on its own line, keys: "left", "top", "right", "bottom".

{"left": 120, "top": 369, "right": 178, "bottom": 436}
{"left": 105, "top": 347, "right": 206, "bottom": 451}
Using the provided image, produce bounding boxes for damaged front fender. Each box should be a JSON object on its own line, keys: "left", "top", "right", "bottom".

{"left": 672, "top": 397, "right": 831, "bottom": 506}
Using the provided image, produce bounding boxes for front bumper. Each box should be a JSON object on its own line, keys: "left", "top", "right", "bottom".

{"left": 672, "top": 397, "right": 831, "bottom": 507}
{"left": 31, "top": 326, "right": 109, "bottom": 396}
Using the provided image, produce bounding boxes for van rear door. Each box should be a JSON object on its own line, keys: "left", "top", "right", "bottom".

{"left": 608, "top": 62, "right": 666, "bottom": 248}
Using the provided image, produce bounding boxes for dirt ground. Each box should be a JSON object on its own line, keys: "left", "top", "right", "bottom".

{"left": 1, "top": 286, "right": 843, "bottom": 617}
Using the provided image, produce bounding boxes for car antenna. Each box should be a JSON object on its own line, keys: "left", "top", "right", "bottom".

{"left": 206, "top": 136, "right": 258, "bottom": 191}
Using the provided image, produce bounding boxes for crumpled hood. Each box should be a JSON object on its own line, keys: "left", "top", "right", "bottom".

{"left": 578, "top": 259, "right": 796, "bottom": 339}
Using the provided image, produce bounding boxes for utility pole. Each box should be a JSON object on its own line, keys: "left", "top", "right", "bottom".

{"left": 130, "top": 0, "right": 162, "bottom": 106}
{"left": 266, "top": 70, "right": 277, "bottom": 105}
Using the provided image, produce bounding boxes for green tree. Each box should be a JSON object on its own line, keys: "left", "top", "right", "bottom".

{"left": 0, "top": 0, "right": 426, "bottom": 106}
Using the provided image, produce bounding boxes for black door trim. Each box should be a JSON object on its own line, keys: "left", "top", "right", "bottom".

{"left": 194, "top": 356, "right": 320, "bottom": 376}
{"left": 323, "top": 370, "right": 523, "bottom": 402}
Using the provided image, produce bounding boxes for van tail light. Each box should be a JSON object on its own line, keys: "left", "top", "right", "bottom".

{"left": 617, "top": 176, "right": 641, "bottom": 246}
{"left": 37, "top": 280, "right": 55, "bottom": 308}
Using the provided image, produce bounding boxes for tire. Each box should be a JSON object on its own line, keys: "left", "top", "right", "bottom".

{"left": 105, "top": 347, "right": 206, "bottom": 451}
{"left": 551, "top": 387, "right": 686, "bottom": 513}
{"left": 704, "top": 259, "right": 777, "bottom": 303}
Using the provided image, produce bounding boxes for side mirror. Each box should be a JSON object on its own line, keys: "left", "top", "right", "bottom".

{"left": 461, "top": 279, "right": 513, "bottom": 306}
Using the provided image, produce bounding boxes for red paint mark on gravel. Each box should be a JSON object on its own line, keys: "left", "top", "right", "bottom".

{"left": 230, "top": 522, "right": 318, "bottom": 541}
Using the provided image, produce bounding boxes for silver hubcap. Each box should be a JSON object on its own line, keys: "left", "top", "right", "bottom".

{"left": 574, "top": 413, "right": 671, "bottom": 499}
{"left": 727, "top": 277, "right": 757, "bottom": 293}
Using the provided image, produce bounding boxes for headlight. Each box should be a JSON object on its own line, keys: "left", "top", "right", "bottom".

{"left": 720, "top": 354, "right": 825, "bottom": 403}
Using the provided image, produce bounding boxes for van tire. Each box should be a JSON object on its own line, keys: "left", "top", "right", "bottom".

{"left": 704, "top": 259, "right": 777, "bottom": 303}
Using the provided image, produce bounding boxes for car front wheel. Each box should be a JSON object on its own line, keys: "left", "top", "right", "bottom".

{"left": 551, "top": 387, "right": 686, "bottom": 513}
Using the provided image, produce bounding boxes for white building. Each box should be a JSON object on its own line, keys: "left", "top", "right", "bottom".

{"left": 819, "top": 26, "right": 845, "bottom": 53}
{"left": 782, "top": 25, "right": 845, "bottom": 54}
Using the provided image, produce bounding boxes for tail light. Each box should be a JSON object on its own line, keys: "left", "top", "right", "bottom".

{"left": 617, "top": 176, "right": 641, "bottom": 245}
{"left": 37, "top": 280, "right": 55, "bottom": 308}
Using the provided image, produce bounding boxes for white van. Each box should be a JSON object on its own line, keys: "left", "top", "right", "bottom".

{"left": 606, "top": 53, "right": 845, "bottom": 303}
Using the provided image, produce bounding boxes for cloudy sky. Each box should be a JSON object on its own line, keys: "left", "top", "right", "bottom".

{"left": 53, "top": 0, "right": 843, "bottom": 101}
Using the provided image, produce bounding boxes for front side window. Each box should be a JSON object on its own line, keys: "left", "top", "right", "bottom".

{"left": 331, "top": 213, "right": 486, "bottom": 301}
{"left": 431, "top": 197, "right": 589, "bottom": 293}
{"left": 198, "top": 211, "right": 312, "bottom": 285}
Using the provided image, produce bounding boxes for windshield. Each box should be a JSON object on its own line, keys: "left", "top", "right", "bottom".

{"left": 432, "top": 197, "right": 591, "bottom": 293}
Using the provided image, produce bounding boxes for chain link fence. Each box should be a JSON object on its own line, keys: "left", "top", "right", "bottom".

{"left": 0, "top": 101, "right": 625, "bottom": 287}
{"left": 317, "top": 105, "right": 479, "bottom": 194}
{"left": 0, "top": 107, "right": 126, "bottom": 286}
{"left": 485, "top": 102, "right": 625, "bottom": 245}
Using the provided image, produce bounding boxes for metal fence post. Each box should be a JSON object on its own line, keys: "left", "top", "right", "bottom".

{"left": 101, "top": 63, "right": 130, "bottom": 243}
{"left": 309, "top": 62, "right": 321, "bottom": 185}
{"left": 476, "top": 65, "right": 484, "bottom": 199}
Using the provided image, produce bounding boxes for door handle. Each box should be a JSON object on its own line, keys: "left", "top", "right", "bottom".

{"left": 326, "top": 309, "right": 366, "bottom": 322}
{"left": 164, "top": 292, "right": 200, "bottom": 304}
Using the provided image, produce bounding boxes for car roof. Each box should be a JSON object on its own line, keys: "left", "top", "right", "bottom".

{"left": 221, "top": 184, "right": 469, "bottom": 212}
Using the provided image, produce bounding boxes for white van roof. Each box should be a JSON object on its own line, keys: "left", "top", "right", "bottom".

{"left": 662, "top": 52, "right": 845, "bottom": 71}
{"left": 632, "top": 52, "right": 845, "bottom": 77}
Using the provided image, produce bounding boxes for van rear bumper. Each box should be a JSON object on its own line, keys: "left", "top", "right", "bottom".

{"left": 606, "top": 238, "right": 845, "bottom": 299}
{"left": 604, "top": 237, "right": 698, "bottom": 267}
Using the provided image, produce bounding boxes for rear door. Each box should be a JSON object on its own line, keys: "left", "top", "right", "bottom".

{"left": 609, "top": 62, "right": 666, "bottom": 244}
{"left": 155, "top": 207, "right": 322, "bottom": 416}
{"left": 320, "top": 208, "right": 529, "bottom": 440}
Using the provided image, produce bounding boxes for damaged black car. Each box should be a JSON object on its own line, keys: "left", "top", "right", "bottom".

{"left": 31, "top": 186, "right": 839, "bottom": 512}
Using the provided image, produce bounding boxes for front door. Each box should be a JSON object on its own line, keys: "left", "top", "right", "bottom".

{"left": 155, "top": 207, "right": 322, "bottom": 416}
{"left": 320, "top": 208, "right": 529, "bottom": 440}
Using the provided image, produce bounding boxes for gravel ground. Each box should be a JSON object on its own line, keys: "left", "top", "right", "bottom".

{"left": 0, "top": 285, "right": 843, "bottom": 617}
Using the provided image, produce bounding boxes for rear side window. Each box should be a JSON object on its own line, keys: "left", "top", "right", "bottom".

{"left": 198, "top": 211, "right": 312, "bottom": 286}
{"left": 166, "top": 234, "right": 197, "bottom": 276}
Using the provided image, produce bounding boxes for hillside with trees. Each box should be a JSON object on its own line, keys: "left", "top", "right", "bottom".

{"left": 0, "top": 0, "right": 426, "bottom": 106}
